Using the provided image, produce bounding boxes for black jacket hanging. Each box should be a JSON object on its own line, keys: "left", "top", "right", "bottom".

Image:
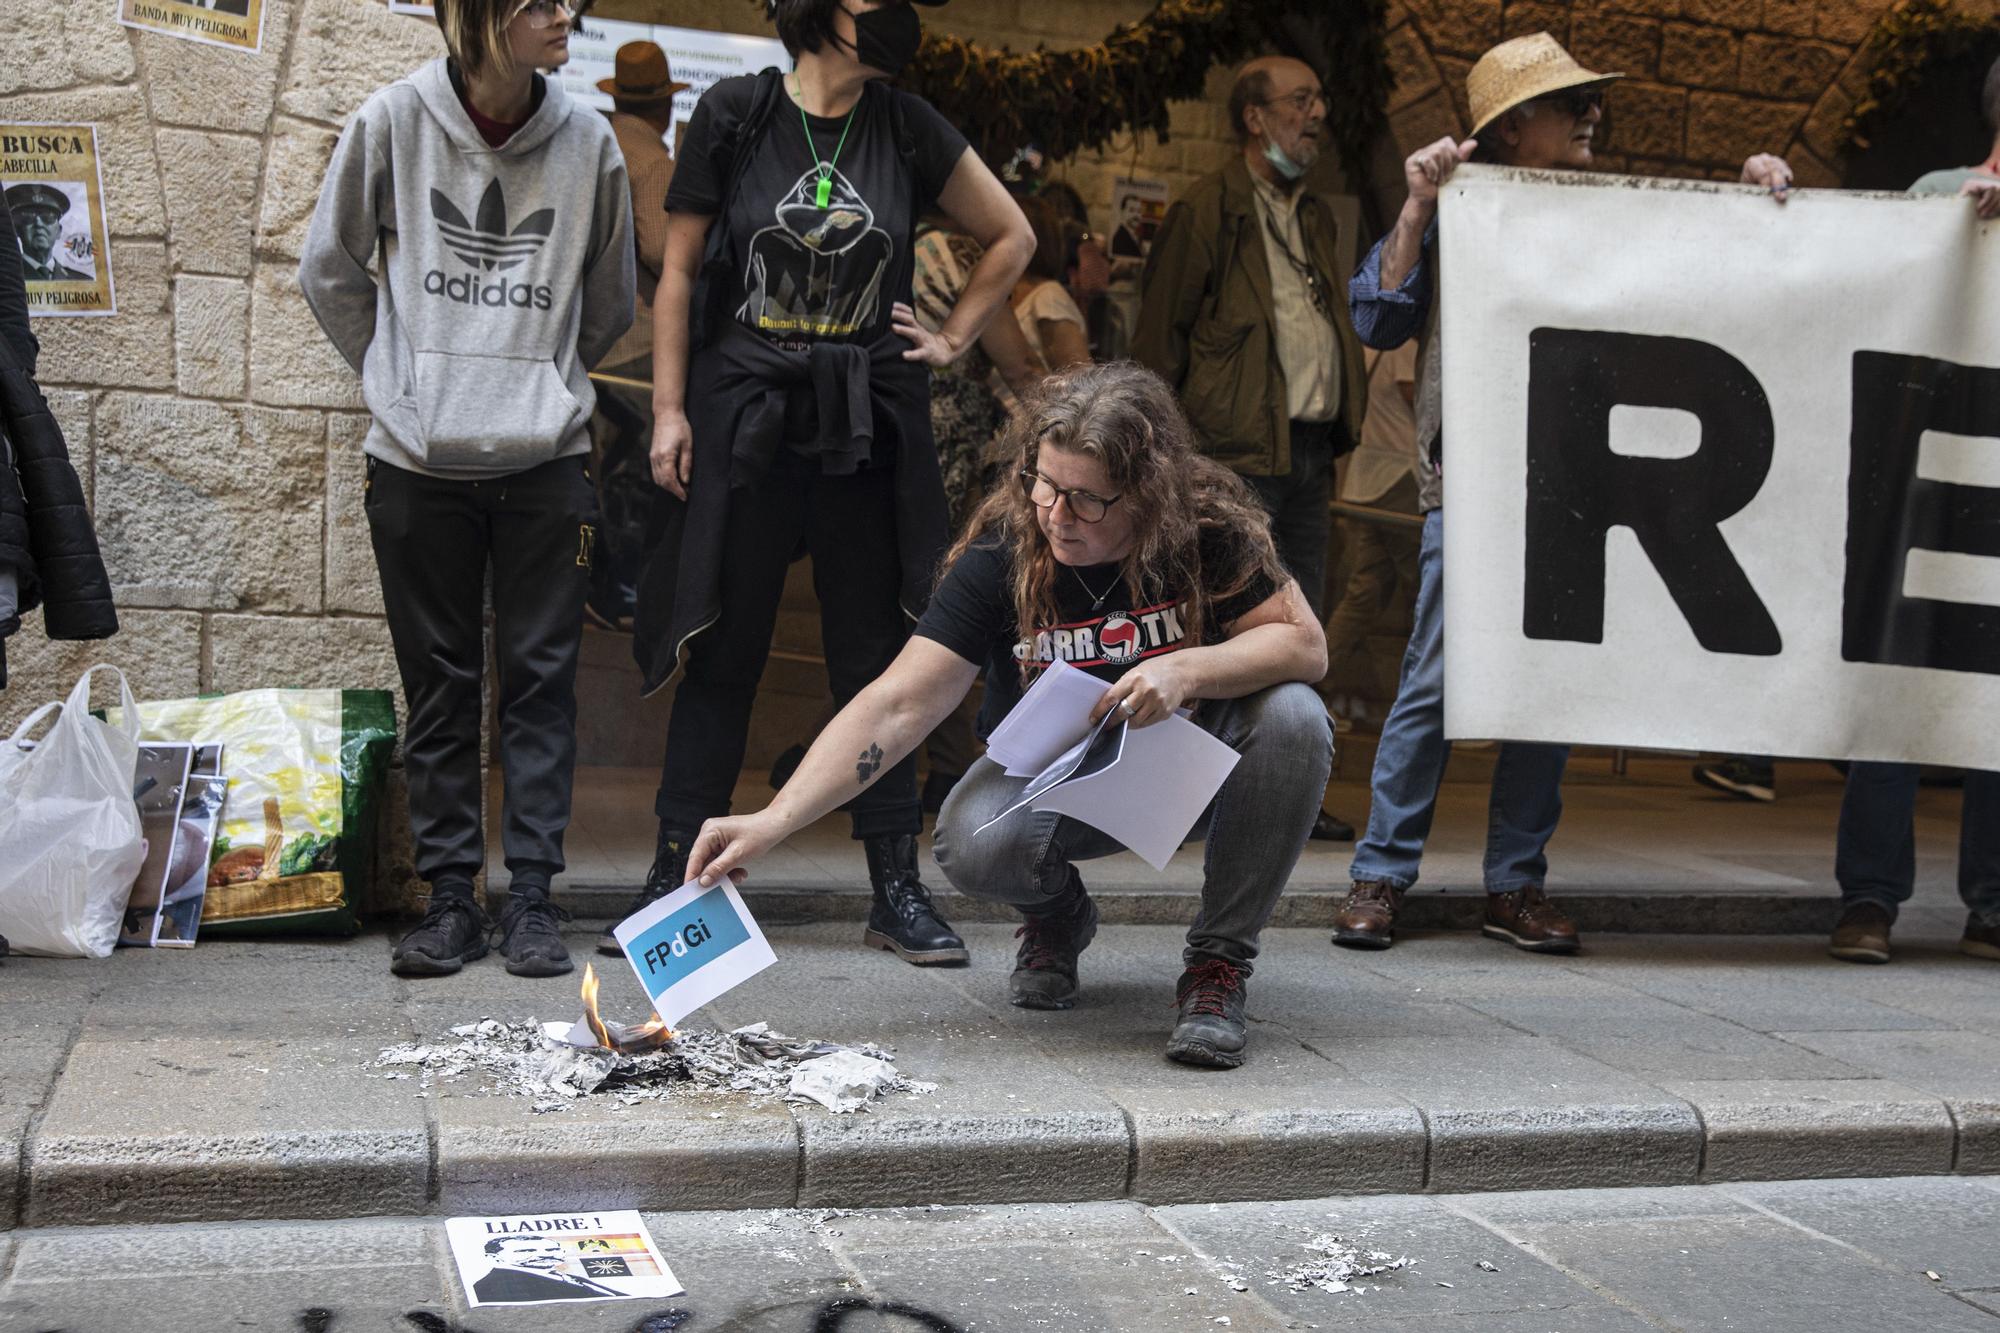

{"left": 0, "top": 331, "right": 117, "bottom": 688}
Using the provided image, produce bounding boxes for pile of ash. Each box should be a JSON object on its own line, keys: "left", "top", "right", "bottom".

{"left": 374, "top": 1019, "right": 936, "bottom": 1116}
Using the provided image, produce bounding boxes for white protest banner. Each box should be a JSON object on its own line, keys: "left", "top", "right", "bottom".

{"left": 1438, "top": 166, "right": 2000, "bottom": 771}
{"left": 612, "top": 879, "right": 776, "bottom": 1027}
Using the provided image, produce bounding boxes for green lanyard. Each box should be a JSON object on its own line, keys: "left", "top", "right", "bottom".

{"left": 793, "top": 75, "right": 860, "bottom": 209}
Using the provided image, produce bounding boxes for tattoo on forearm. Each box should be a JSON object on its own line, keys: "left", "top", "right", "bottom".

{"left": 856, "top": 742, "right": 884, "bottom": 785}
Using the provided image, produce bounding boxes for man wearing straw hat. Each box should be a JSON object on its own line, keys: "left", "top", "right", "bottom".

{"left": 587, "top": 41, "right": 690, "bottom": 629}
{"left": 1329, "top": 33, "right": 1794, "bottom": 956}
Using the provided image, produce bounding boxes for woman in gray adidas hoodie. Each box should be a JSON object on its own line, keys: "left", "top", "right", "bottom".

{"left": 299, "top": 0, "right": 634, "bottom": 983}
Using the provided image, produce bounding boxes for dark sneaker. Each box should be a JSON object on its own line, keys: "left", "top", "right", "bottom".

{"left": 391, "top": 892, "right": 490, "bottom": 977}
{"left": 1483, "top": 886, "right": 1580, "bottom": 954}
{"left": 497, "top": 889, "right": 574, "bottom": 977}
{"left": 1310, "top": 809, "right": 1356, "bottom": 841}
{"left": 1830, "top": 901, "right": 1893, "bottom": 963}
{"left": 1010, "top": 872, "right": 1098, "bottom": 1009}
{"left": 863, "top": 834, "right": 969, "bottom": 965}
{"left": 1693, "top": 757, "right": 1776, "bottom": 803}
{"left": 599, "top": 827, "right": 693, "bottom": 956}
{"left": 1166, "top": 959, "right": 1249, "bottom": 1069}
{"left": 1332, "top": 880, "right": 1403, "bottom": 950}
{"left": 1962, "top": 914, "right": 2000, "bottom": 962}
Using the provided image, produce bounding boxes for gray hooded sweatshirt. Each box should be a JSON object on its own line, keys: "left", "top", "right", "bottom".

{"left": 300, "top": 58, "right": 634, "bottom": 479}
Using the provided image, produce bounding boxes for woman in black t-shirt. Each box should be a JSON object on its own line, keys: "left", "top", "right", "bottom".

{"left": 622, "top": 0, "right": 1034, "bottom": 968}
{"left": 680, "top": 363, "right": 1334, "bottom": 1072}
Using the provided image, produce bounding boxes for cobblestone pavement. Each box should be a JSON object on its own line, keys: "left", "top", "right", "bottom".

{"left": 2, "top": 1175, "right": 1997, "bottom": 1331}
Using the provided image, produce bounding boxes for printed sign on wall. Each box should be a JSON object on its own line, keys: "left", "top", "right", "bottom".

{"left": 119, "top": 0, "right": 266, "bottom": 53}
{"left": 612, "top": 878, "right": 777, "bottom": 1026}
{"left": 1, "top": 123, "right": 116, "bottom": 317}
{"left": 1439, "top": 166, "right": 2000, "bottom": 771}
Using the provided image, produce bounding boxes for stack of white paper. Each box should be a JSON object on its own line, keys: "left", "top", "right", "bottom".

{"left": 977, "top": 661, "right": 1242, "bottom": 870}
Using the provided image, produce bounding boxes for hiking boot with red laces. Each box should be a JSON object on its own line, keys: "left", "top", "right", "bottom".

{"left": 1009, "top": 871, "right": 1098, "bottom": 1010}
{"left": 1167, "top": 959, "right": 1249, "bottom": 1069}
{"left": 1332, "top": 880, "right": 1404, "bottom": 950}
{"left": 1483, "top": 886, "right": 1580, "bottom": 954}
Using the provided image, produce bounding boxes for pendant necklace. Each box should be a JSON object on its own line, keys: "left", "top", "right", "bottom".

{"left": 792, "top": 74, "right": 860, "bottom": 209}
{"left": 1071, "top": 565, "right": 1118, "bottom": 613}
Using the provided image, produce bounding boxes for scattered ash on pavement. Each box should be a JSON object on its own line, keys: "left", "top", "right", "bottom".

{"left": 1266, "top": 1231, "right": 1415, "bottom": 1296}
{"left": 373, "top": 1019, "right": 936, "bottom": 1115}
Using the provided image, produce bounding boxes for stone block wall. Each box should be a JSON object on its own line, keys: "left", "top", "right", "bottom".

{"left": 1382, "top": 0, "right": 1908, "bottom": 188}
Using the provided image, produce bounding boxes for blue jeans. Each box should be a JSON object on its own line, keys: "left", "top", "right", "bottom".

{"left": 1350, "top": 509, "right": 1571, "bottom": 894}
{"left": 933, "top": 683, "right": 1333, "bottom": 974}
{"left": 1837, "top": 762, "right": 2000, "bottom": 926}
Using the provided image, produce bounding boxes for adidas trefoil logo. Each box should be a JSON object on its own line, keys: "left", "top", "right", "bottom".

{"left": 430, "top": 179, "right": 553, "bottom": 273}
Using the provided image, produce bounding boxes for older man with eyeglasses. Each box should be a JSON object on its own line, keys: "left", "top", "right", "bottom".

{"left": 1330, "top": 33, "right": 1794, "bottom": 957}
{"left": 1134, "top": 55, "right": 1371, "bottom": 844}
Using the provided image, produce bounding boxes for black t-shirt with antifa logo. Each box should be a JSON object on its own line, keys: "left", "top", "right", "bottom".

{"left": 915, "top": 527, "right": 1281, "bottom": 738}
{"left": 667, "top": 74, "right": 968, "bottom": 345}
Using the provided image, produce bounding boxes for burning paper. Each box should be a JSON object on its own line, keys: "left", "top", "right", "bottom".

{"left": 446, "top": 1211, "right": 680, "bottom": 1308}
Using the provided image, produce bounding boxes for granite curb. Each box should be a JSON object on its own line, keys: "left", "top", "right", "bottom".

{"left": 12, "top": 1046, "right": 2000, "bottom": 1229}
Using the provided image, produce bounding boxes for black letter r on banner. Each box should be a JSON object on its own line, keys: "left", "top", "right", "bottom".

{"left": 1523, "top": 328, "right": 1781, "bottom": 655}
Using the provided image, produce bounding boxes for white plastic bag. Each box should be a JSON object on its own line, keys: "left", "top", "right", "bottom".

{"left": 0, "top": 664, "right": 146, "bottom": 957}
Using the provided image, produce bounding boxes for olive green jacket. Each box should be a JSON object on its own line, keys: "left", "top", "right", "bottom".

{"left": 1132, "top": 157, "right": 1367, "bottom": 477}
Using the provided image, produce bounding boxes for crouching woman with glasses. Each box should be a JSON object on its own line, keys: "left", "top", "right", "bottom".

{"left": 680, "top": 363, "right": 1332, "bottom": 1071}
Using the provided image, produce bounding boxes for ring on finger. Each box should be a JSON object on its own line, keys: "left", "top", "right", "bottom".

{"left": 1119, "top": 700, "right": 1137, "bottom": 717}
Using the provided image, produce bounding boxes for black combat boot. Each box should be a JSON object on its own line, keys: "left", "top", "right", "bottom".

{"left": 1166, "top": 958, "right": 1249, "bottom": 1069}
{"left": 862, "top": 834, "right": 968, "bottom": 965}
{"left": 598, "top": 825, "right": 693, "bottom": 956}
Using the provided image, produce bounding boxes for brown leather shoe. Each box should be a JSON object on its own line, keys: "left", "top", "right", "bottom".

{"left": 1332, "top": 880, "right": 1403, "bottom": 950}
{"left": 1483, "top": 886, "right": 1580, "bottom": 954}
{"left": 1829, "top": 901, "right": 1892, "bottom": 964}
{"left": 1959, "top": 914, "right": 2000, "bottom": 962}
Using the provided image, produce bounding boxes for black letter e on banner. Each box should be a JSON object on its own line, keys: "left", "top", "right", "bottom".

{"left": 1523, "top": 329, "right": 1781, "bottom": 655}
{"left": 1845, "top": 352, "right": 2000, "bottom": 675}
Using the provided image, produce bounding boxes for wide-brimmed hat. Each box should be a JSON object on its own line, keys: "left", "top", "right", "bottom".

{"left": 1466, "top": 33, "right": 1621, "bottom": 138}
{"left": 598, "top": 41, "right": 690, "bottom": 104}
{"left": 5, "top": 182, "right": 70, "bottom": 221}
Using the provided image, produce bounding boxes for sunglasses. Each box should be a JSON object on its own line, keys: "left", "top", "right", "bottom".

{"left": 1531, "top": 87, "right": 1605, "bottom": 119}
{"left": 514, "top": 0, "right": 589, "bottom": 29}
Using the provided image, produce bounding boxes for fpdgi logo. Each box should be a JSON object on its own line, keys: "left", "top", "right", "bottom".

{"left": 639, "top": 915, "right": 716, "bottom": 976}
{"left": 424, "top": 179, "right": 554, "bottom": 308}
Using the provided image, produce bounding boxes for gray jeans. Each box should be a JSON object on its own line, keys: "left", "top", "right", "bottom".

{"left": 932, "top": 682, "right": 1332, "bottom": 973}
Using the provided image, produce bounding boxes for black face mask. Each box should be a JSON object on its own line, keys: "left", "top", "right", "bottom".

{"left": 847, "top": 3, "right": 922, "bottom": 77}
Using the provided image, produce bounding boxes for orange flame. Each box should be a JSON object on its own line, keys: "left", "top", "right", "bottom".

{"left": 579, "top": 963, "right": 613, "bottom": 1051}
{"left": 577, "top": 963, "right": 672, "bottom": 1052}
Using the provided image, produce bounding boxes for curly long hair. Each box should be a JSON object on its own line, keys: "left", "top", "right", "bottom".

{"left": 947, "top": 362, "right": 1290, "bottom": 682}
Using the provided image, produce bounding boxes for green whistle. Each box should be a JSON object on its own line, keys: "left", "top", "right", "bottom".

{"left": 815, "top": 176, "right": 831, "bottom": 209}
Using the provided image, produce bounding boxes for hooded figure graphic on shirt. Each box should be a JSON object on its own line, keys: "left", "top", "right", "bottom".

{"left": 740, "top": 164, "right": 893, "bottom": 339}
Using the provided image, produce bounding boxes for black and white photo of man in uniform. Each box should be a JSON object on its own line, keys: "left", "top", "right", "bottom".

{"left": 5, "top": 184, "right": 92, "bottom": 282}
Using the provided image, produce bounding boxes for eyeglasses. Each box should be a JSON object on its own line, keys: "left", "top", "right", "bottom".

{"left": 1020, "top": 470, "right": 1121, "bottom": 524}
{"left": 514, "top": 0, "right": 576, "bottom": 29}
{"left": 1531, "top": 87, "right": 1605, "bottom": 119}
{"left": 1260, "top": 88, "right": 1327, "bottom": 114}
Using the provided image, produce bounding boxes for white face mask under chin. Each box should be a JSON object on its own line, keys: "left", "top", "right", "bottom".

{"left": 1263, "top": 140, "right": 1308, "bottom": 181}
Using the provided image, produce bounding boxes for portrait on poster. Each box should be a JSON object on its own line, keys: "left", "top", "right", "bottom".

{"left": 118, "top": 0, "right": 266, "bottom": 53}
{"left": 446, "top": 1212, "right": 681, "bottom": 1308}
{"left": 1, "top": 123, "right": 116, "bottom": 317}
{"left": 1108, "top": 176, "right": 1169, "bottom": 279}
